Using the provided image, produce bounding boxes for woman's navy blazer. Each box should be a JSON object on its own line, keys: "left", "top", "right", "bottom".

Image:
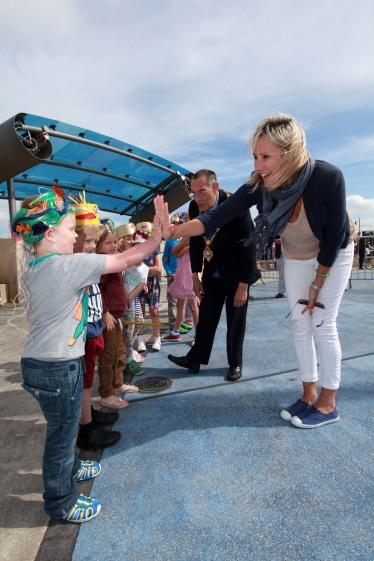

{"left": 197, "top": 161, "right": 350, "bottom": 268}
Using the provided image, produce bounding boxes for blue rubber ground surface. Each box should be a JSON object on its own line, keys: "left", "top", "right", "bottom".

{"left": 73, "top": 281, "right": 373, "bottom": 561}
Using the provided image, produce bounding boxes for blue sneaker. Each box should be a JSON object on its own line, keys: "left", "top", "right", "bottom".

{"left": 280, "top": 399, "right": 316, "bottom": 421}
{"left": 75, "top": 461, "right": 101, "bottom": 482}
{"left": 59, "top": 494, "right": 101, "bottom": 523}
{"left": 291, "top": 406, "right": 340, "bottom": 429}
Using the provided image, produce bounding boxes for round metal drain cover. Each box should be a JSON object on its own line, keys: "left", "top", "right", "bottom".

{"left": 134, "top": 377, "right": 172, "bottom": 393}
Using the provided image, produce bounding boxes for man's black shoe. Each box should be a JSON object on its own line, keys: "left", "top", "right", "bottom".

{"left": 91, "top": 406, "right": 119, "bottom": 427}
{"left": 168, "top": 354, "right": 200, "bottom": 374}
{"left": 275, "top": 293, "right": 284, "bottom": 298}
{"left": 227, "top": 365, "right": 242, "bottom": 381}
{"left": 77, "top": 427, "right": 121, "bottom": 451}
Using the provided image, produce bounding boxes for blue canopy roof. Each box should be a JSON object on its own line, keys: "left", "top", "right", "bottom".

{"left": 0, "top": 113, "right": 191, "bottom": 221}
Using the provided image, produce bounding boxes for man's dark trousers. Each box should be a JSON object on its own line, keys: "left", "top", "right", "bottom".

{"left": 187, "top": 277, "right": 248, "bottom": 367}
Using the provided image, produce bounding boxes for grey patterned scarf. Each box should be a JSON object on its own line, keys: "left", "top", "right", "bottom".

{"left": 244, "top": 158, "right": 315, "bottom": 258}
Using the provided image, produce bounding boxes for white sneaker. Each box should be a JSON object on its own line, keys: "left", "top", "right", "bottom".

{"left": 152, "top": 338, "right": 161, "bottom": 351}
{"left": 137, "top": 341, "right": 146, "bottom": 352}
{"left": 133, "top": 350, "right": 145, "bottom": 362}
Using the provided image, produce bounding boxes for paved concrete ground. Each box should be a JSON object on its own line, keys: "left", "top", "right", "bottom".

{"left": 1, "top": 278, "right": 373, "bottom": 561}
{"left": 72, "top": 279, "right": 374, "bottom": 561}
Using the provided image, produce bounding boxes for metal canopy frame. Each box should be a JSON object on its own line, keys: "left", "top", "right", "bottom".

{"left": 0, "top": 113, "right": 191, "bottom": 222}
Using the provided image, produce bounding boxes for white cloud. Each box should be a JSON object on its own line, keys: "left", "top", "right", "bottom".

{"left": 317, "top": 136, "right": 374, "bottom": 166}
{"left": 0, "top": 0, "right": 374, "bottom": 234}
{"left": 0, "top": 0, "right": 373, "bottom": 161}
{"left": 347, "top": 195, "right": 374, "bottom": 231}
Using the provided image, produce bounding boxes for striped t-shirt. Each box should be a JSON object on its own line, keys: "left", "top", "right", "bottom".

{"left": 87, "top": 283, "right": 104, "bottom": 338}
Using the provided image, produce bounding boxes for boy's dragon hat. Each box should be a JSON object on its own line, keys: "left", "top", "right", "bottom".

{"left": 68, "top": 192, "right": 100, "bottom": 225}
{"left": 11, "top": 185, "right": 74, "bottom": 247}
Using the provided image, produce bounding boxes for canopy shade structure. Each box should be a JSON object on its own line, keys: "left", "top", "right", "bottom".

{"left": 0, "top": 113, "right": 192, "bottom": 223}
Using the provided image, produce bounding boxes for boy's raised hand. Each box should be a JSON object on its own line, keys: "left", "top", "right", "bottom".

{"left": 154, "top": 195, "right": 173, "bottom": 240}
{"left": 151, "top": 215, "right": 163, "bottom": 245}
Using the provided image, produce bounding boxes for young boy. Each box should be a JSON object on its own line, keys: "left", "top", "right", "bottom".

{"left": 123, "top": 228, "right": 150, "bottom": 375}
{"left": 96, "top": 220, "right": 139, "bottom": 409}
{"left": 117, "top": 223, "right": 145, "bottom": 364}
{"left": 12, "top": 186, "right": 162, "bottom": 522}
{"left": 70, "top": 193, "right": 121, "bottom": 451}
{"left": 117, "top": 222, "right": 135, "bottom": 253}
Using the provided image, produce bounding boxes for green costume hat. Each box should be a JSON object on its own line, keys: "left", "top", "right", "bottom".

{"left": 11, "top": 186, "right": 75, "bottom": 247}
{"left": 100, "top": 218, "right": 117, "bottom": 237}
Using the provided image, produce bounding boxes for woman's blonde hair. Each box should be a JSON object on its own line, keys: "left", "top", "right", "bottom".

{"left": 248, "top": 114, "right": 310, "bottom": 192}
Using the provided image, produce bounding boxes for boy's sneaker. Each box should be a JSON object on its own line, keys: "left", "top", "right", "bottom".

{"left": 179, "top": 326, "right": 189, "bottom": 334}
{"left": 133, "top": 350, "right": 145, "bottom": 362}
{"left": 152, "top": 338, "right": 161, "bottom": 351}
{"left": 291, "top": 406, "right": 340, "bottom": 429}
{"left": 163, "top": 332, "right": 181, "bottom": 342}
{"left": 91, "top": 406, "right": 119, "bottom": 427}
{"left": 181, "top": 322, "right": 193, "bottom": 331}
{"left": 75, "top": 461, "right": 101, "bottom": 481}
{"left": 77, "top": 428, "right": 121, "bottom": 451}
{"left": 280, "top": 399, "right": 316, "bottom": 421}
{"left": 126, "top": 359, "right": 145, "bottom": 376}
{"left": 137, "top": 341, "right": 146, "bottom": 352}
{"left": 59, "top": 494, "right": 101, "bottom": 523}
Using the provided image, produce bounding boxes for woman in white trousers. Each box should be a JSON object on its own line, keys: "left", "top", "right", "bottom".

{"left": 155, "top": 113, "right": 355, "bottom": 429}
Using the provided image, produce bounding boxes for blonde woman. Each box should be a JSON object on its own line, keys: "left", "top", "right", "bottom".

{"left": 155, "top": 114, "right": 355, "bottom": 429}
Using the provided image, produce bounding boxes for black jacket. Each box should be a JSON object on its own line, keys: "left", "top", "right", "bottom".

{"left": 197, "top": 161, "right": 350, "bottom": 268}
{"left": 189, "top": 190, "right": 258, "bottom": 291}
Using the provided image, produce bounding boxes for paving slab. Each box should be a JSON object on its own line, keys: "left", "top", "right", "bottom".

{"left": 0, "top": 305, "right": 51, "bottom": 561}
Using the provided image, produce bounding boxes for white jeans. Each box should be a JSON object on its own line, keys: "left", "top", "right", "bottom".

{"left": 284, "top": 243, "right": 354, "bottom": 390}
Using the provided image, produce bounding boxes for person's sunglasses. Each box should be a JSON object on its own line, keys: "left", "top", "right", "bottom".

{"left": 285, "top": 299, "right": 325, "bottom": 327}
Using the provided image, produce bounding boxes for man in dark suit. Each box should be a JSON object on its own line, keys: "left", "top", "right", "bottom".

{"left": 168, "top": 169, "right": 258, "bottom": 381}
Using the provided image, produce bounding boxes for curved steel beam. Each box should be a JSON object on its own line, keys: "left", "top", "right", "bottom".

{"left": 19, "top": 124, "right": 179, "bottom": 175}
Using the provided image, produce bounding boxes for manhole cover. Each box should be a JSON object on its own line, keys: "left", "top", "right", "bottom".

{"left": 134, "top": 377, "right": 172, "bottom": 394}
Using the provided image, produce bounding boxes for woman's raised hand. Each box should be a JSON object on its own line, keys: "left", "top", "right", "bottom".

{"left": 154, "top": 195, "right": 173, "bottom": 240}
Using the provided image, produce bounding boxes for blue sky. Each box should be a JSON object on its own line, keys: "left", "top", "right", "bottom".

{"left": 0, "top": 0, "right": 373, "bottom": 233}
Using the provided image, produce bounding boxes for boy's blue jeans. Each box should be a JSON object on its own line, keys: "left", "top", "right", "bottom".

{"left": 21, "top": 357, "right": 84, "bottom": 518}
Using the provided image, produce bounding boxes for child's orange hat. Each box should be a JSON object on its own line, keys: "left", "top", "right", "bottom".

{"left": 69, "top": 192, "right": 100, "bottom": 225}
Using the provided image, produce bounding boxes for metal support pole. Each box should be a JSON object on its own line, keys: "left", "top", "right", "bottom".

{"left": 7, "top": 177, "right": 16, "bottom": 219}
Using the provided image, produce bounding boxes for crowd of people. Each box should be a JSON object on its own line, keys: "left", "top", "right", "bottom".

{"left": 11, "top": 112, "right": 356, "bottom": 525}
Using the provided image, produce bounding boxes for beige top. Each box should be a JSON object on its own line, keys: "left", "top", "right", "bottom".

{"left": 281, "top": 201, "right": 320, "bottom": 260}
{"left": 348, "top": 213, "right": 356, "bottom": 244}
{"left": 281, "top": 202, "right": 356, "bottom": 260}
